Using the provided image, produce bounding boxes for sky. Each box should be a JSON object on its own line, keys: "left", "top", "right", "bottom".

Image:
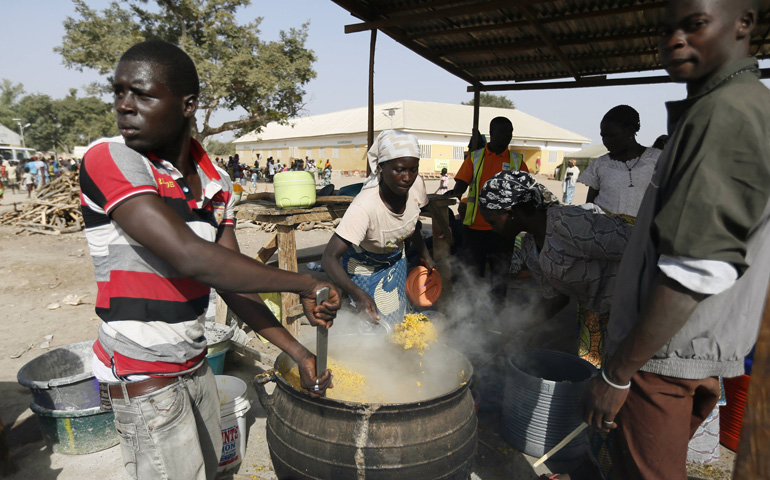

{"left": 2, "top": 0, "right": 767, "bottom": 147}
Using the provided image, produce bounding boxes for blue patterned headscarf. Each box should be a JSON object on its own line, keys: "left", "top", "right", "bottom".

{"left": 479, "top": 171, "right": 560, "bottom": 210}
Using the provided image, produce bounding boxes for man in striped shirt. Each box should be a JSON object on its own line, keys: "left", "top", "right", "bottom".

{"left": 80, "top": 40, "right": 340, "bottom": 479}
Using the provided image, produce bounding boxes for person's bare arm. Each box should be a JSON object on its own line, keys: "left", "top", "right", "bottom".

{"left": 113, "top": 195, "right": 312, "bottom": 298}
{"left": 215, "top": 226, "right": 333, "bottom": 396}
{"left": 582, "top": 273, "right": 704, "bottom": 430}
{"left": 110, "top": 194, "right": 339, "bottom": 323}
{"left": 409, "top": 222, "right": 435, "bottom": 272}
{"left": 447, "top": 179, "right": 469, "bottom": 198}
{"left": 606, "top": 274, "right": 703, "bottom": 383}
{"left": 321, "top": 233, "right": 380, "bottom": 324}
{"left": 586, "top": 187, "right": 599, "bottom": 204}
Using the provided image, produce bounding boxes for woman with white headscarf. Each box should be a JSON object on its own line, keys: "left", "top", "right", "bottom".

{"left": 322, "top": 130, "right": 435, "bottom": 328}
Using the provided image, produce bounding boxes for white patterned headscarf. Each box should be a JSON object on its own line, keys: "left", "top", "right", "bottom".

{"left": 479, "top": 171, "right": 560, "bottom": 210}
{"left": 363, "top": 130, "right": 421, "bottom": 189}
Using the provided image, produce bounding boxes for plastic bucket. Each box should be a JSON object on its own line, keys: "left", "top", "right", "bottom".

{"left": 721, "top": 374, "right": 750, "bottom": 451}
{"left": 17, "top": 340, "right": 100, "bottom": 411}
{"left": 502, "top": 349, "right": 596, "bottom": 460}
{"left": 216, "top": 375, "right": 251, "bottom": 472}
{"left": 205, "top": 323, "right": 233, "bottom": 375}
{"left": 206, "top": 346, "right": 229, "bottom": 376}
{"left": 30, "top": 400, "right": 119, "bottom": 455}
{"left": 273, "top": 171, "right": 316, "bottom": 208}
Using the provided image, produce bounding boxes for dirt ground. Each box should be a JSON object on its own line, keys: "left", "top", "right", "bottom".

{"left": 0, "top": 173, "right": 735, "bottom": 479}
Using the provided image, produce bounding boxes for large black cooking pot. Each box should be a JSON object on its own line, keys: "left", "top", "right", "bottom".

{"left": 254, "top": 335, "right": 477, "bottom": 480}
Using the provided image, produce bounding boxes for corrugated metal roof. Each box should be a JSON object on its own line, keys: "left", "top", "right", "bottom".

{"left": 331, "top": 0, "right": 770, "bottom": 90}
{"left": 0, "top": 124, "right": 21, "bottom": 146}
{"left": 233, "top": 99, "right": 590, "bottom": 144}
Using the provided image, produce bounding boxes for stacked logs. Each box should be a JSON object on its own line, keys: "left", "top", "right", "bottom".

{"left": 0, "top": 172, "right": 83, "bottom": 235}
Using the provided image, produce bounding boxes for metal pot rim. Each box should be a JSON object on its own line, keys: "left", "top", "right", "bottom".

{"left": 272, "top": 337, "right": 473, "bottom": 409}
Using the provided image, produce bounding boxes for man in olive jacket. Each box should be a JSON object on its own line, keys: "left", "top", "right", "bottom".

{"left": 582, "top": 0, "right": 770, "bottom": 478}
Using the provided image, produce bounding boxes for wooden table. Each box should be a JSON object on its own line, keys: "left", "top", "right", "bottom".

{"left": 231, "top": 194, "right": 456, "bottom": 337}
{"left": 234, "top": 197, "right": 353, "bottom": 336}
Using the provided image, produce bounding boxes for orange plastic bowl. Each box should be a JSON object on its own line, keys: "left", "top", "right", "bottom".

{"left": 406, "top": 266, "right": 443, "bottom": 307}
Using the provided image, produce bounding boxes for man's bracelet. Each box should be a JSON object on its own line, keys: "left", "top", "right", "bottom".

{"left": 601, "top": 369, "right": 631, "bottom": 390}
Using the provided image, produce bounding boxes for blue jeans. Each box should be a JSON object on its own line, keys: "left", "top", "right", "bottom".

{"left": 110, "top": 362, "right": 222, "bottom": 480}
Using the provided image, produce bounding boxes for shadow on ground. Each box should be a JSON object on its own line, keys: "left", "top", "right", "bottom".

{"left": 1, "top": 381, "right": 61, "bottom": 480}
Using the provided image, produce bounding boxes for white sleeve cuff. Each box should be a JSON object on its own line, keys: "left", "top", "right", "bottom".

{"left": 658, "top": 255, "right": 738, "bottom": 295}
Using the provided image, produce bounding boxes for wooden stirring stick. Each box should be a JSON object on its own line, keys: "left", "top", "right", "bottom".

{"left": 533, "top": 422, "right": 588, "bottom": 468}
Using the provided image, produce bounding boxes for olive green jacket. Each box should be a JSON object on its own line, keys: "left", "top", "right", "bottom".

{"left": 608, "top": 57, "right": 770, "bottom": 379}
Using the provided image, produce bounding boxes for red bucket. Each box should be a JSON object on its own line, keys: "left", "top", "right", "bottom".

{"left": 720, "top": 374, "right": 750, "bottom": 451}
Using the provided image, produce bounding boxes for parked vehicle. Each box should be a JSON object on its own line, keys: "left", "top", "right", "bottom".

{"left": 0, "top": 146, "right": 36, "bottom": 162}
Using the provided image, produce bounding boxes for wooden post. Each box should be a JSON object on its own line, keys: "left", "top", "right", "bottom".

{"left": 276, "top": 224, "right": 301, "bottom": 337}
{"left": 367, "top": 28, "right": 377, "bottom": 175}
{"left": 256, "top": 233, "right": 278, "bottom": 263}
{"left": 733, "top": 284, "right": 770, "bottom": 479}
{"left": 427, "top": 198, "right": 454, "bottom": 307}
{"left": 215, "top": 293, "right": 230, "bottom": 325}
{"left": 216, "top": 233, "right": 279, "bottom": 326}
{"left": 471, "top": 87, "right": 481, "bottom": 150}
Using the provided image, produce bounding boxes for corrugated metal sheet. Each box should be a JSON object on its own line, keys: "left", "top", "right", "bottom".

{"left": 0, "top": 124, "right": 21, "bottom": 146}
{"left": 234, "top": 99, "right": 590, "bottom": 144}
{"left": 332, "top": 0, "right": 770, "bottom": 88}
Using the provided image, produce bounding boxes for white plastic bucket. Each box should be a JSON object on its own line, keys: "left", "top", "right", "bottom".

{"left": 216, "top": 375, "right": 251, "bottom": 472}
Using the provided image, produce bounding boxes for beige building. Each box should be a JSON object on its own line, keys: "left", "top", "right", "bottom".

{"left": 234, "top": 100, "right": 589, "bottom": 177}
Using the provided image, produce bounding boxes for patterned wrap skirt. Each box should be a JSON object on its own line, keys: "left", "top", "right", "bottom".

{"left": 341, "top": 244, "right": 408, "bottom": 328}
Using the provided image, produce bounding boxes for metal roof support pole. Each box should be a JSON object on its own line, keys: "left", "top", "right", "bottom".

{"left": 470, "top": 87, "right": 482, "bottom": 150}
{"left": 366, "top": 28, "right": 377, "bottom": 176}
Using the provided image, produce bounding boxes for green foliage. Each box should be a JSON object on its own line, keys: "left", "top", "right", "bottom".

{"left": 56, "top": 0, "right": 317, "bottom": 141}
{"left": 461, "top": 93, "right": 516, "bottom": 109}
{"left": 204, "top": 139, "right": 235, "bottom": 156}
{"left": 1, "top": 81, "right": 116, "bottom": 152}
{"left": 0, "top": 80, "right": 26, "bottom": 133}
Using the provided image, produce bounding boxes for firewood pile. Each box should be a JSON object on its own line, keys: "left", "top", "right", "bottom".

{"left": 0, "top": 172, "right": 83, "bottom": 235}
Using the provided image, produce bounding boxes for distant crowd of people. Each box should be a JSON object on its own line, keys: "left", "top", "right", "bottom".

{"left": 1, "top": 155, "right": 80, "bottom": 200}
{"left": 212, "top": 153, "right": 332, "bottom": 190}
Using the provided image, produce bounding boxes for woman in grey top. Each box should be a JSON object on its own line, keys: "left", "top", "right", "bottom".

{"left": 579, "top": 105, "right": 661, "bottom": 220}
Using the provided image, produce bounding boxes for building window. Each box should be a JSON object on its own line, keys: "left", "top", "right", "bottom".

{"left": 332, "top": 146, "right": 339, "bottom": 158}
{"left": 320, "top": 146, "right": 326, "bottom": 157}
{"left": 306, "top": 147, "right": 312, "bottom": 158}
{"left": 354, "top": 144, "right": 360, "bottom": 151}
{"left": 453, "top": 146, "right": 465, "bottom": 160}
{"left": 419, "top": 144, "right": 432, "bottom": 159}
{"left": 267, "top": 149, "right": 272, "bottom": 158}
{"left": 548, "top": 150, "right": 559, "bottom": 164}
